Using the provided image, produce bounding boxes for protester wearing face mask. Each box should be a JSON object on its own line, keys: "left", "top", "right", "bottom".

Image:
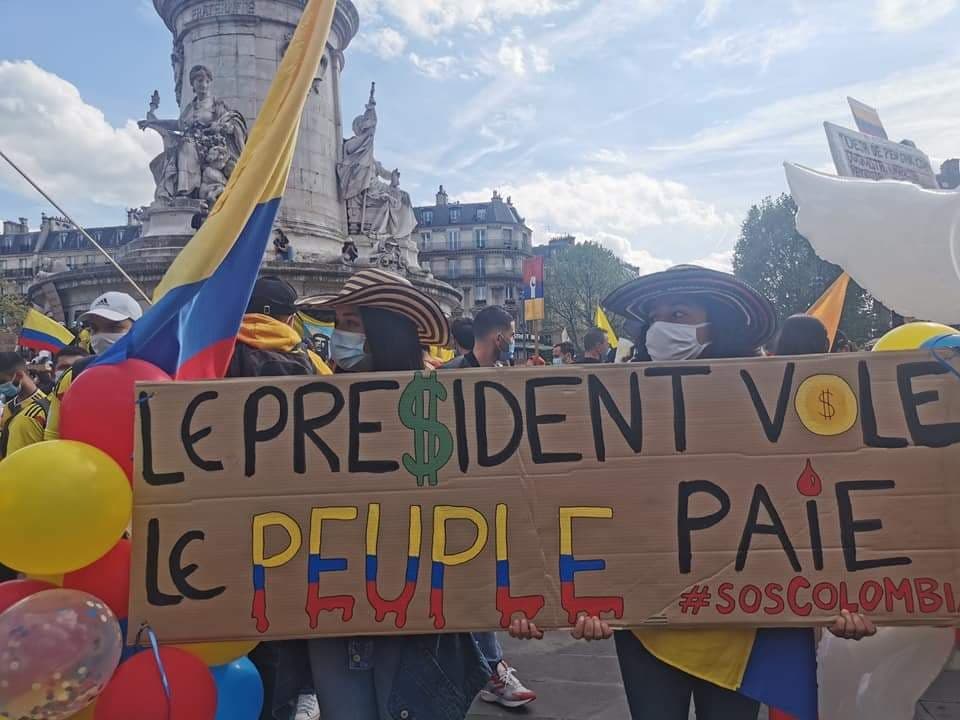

{"left": 310, "top": 269, "right": 489, "bottom": 720}
{"left": 552, "top": 341, "right": 575, "bottom": 366}
{"left": 53, "top": 346, "right": 89, "bottom": 383}
{"left": 443, "top": 305, "right": 515, "bottom": 370}
{"left": 600, "top": 265, "right": 875, "bottom": 720}
{"left": 44, "top": 292, "right": 142, "bottom": 441}
{"left": 0, "top": 352, "right": 49, "bottom": 461}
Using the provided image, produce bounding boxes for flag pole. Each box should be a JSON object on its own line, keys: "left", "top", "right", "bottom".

{"left": 0, "top": 148, "right": 153, "bottom": 305}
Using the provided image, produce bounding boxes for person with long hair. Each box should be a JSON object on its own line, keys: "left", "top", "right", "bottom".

{"left": 600, "top": 265, "right": 876, "bottom": 719}
{"left": 309, "top": 268, "right": 488, "bottom": 720}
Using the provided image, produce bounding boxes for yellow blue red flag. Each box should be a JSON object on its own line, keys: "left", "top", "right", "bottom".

{"left": 19, "top": 308, "right": 75, "bottom": 353}
{"left": 92, "top": 0, "right": 336, "bottom": 379}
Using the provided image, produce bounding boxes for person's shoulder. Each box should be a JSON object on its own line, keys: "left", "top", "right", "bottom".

{"left": 441, "top": 356, "right": 465, "bottom": 369}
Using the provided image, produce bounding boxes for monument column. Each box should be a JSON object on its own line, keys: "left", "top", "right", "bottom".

{"left": 152, "top": 0, "right": 359, "bottom": 259}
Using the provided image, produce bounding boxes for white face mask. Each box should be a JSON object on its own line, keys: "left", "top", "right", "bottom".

{"left": 646, "top": 322, "right": 710, "bottom": 362}
{"left": 91, "top": 331, "right": 126, "bottom": 355}
{"left": 331, "top": 329, "right": 373, "bottom": 371}
{"left": 552, "top": 357, "right": 563, "bottom": 366}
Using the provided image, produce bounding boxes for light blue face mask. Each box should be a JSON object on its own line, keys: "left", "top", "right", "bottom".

{"left": 331, "top": 329, "right": 373, "bottom": 371}
{"left": 0, "top": 380, "right": 19, "bottom": 403}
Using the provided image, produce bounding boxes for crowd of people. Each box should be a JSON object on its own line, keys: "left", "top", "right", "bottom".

{"left": 0, "top": 263, "right": 885, "bottom": 720}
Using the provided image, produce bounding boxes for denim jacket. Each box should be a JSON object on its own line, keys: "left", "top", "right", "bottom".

{"left": 363, "top": 633, "right": 489, "bottom": 720}
{"left": 254, "top": 633, "right": 488, "bottom": 720}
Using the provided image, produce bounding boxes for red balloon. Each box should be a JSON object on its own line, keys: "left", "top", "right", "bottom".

{"left": 63, "top": 538, "right": 131, "bottom": 619}
{"left": 0, "top": 579, "right": 55, "bottom": 613}
{"left": 60, "top": 359, "right": 171, "bottom": 480}
{"left": 95, "top": 647, "right": 216, "bottom": 720}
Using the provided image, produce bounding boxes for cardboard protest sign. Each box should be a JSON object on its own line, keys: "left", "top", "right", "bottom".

{"left": 129, "top": 351, "right": 960, "bottom": 643}
{"left": 824, "top": 121, "right": 938, "bottom": 188}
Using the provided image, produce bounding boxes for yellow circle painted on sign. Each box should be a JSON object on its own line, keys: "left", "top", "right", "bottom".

{"left": 795, "top": 374, "right": 858, "bottom": 436}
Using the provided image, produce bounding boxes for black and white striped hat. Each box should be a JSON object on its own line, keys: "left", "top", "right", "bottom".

{"left": 603, "top": 265, "right": 777, "bottom": 349}
{"left": 320, "top": 269, "right": 450, "bottom": 346}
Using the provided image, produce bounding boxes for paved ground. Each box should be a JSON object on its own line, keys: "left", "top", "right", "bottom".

{"left": 467, "top": 635, "right": 960, "bottom": 720}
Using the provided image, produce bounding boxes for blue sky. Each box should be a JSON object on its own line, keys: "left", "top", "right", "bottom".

{"left": 1, "top": 0, "right": 958, "bottom": 272}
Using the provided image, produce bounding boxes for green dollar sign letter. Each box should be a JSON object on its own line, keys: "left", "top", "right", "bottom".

{"left": 398, "top": 371, "right": 454, "bottom": 487}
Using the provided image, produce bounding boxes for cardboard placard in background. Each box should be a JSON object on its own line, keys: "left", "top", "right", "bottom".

{"left": 129, "top": 352, "right": 960, "bottom": 643}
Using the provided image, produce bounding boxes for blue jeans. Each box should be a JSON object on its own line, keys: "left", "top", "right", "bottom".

{"left": 249, "top": 640, "right": 313, "bottom": 720}
{"left": 473, "top": 632, "right": 502, "bottom": 668}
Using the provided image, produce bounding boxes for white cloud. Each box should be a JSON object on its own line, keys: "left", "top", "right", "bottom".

{"left": 493, "top": 32, "right": 553, "bottom": 76}
{"left": 696, "top": 0, "right": 729, "bottom": 27}
{"left": 651, "top": 57, "right": 960, "bottom": 170}
{"left": 460, "top": 167, "right": 734, "bottom": 274}
{"left": 408, "top": 52, "right": 459, "bottom": 79}
{"left": 0, "top": 61, "right": 160, "bottom": 210}
{"left": 874, "top": 0, "right": 957, "bottom": 31}
{"left": 691, "top": 249, "right": 734, "bottom": 272}
{"left": 680, "top": 22, "right": 818, "bottom": 69}
{"left": 362, "top": 0, "right": 581, "bottom": 37}
{"left": 586, "top": 148, "right": 631, "bottom": 165}
{"left": 356, "top": 27, "right": 408, "bottom": 59}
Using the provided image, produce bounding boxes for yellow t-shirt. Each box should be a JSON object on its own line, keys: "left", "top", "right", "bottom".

{"left": 43, "top": 367, "right": 74, "bottom": 441}
{"left": 633, "top": 628, "right": 757, "bottom": 690}
{"left": 0, "top": 389, "right": 49, "bottom": 459}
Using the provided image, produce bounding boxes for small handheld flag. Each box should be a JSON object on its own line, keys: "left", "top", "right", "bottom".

{"left": 18, "top": 308, "right": 75, "bottom": 353}
{"left": 523, "top": 256, "right": 545, "bottom": 322}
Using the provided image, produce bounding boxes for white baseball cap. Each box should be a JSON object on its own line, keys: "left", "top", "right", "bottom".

{"left": 80, "top": 292, "right": 144, "bottom": 323}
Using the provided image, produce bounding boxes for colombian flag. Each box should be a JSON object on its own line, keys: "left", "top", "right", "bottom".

{"left": 92, "top": 0, "right": 336, "bottom": 379}
{"left": 637, "top": 627, "right": 817, "bottom": 719}
{"left": 19, "top": 308, "right": 75, "bottom": 353}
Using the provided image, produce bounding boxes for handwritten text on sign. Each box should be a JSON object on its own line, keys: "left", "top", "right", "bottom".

{"left": 129, "top": 352, "right": 960, "bottom": 642}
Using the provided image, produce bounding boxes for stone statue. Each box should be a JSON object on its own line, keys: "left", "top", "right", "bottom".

{"left": 337, "top": 82, "right": 417, "bottom": 243}
{"left": 139, "top": 65, "right": 248, "bottom": 207}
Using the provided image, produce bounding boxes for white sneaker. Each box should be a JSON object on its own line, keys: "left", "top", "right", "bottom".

{"left": 294, "top": 693, "right": 320, "bottom": 720}
{"left": 478, "top": 660, "right": 537, "bottom": 708}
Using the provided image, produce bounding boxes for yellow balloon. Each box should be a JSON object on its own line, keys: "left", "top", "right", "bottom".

{"left": 0, "top": 441, "right": 131, "bottom": 575}
{"left": 28, "top": 573, "right": 64, "bottom": 586}
{"left": 173, "top": 640, "right": 260, "bottom": 666}
{"left": 873, "top": 322, "right": 958, "bottom": 352}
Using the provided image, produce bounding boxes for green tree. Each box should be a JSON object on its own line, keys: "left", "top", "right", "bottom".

{"left": 0, "top": 283, "right": 28, "bottom": 333}
{"left": 543, "top": 241, "right": 637, "bottom": 351}
{"left": 732, "top": 194, "right": 890, "bottom": 345}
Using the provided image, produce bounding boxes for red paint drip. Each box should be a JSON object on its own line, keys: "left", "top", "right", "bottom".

{"left": 560, "top": 583, "right": 625, "bottom": 624}
{"left": 366, "top": 580, "right": 417, "bottom": 628}
{"left": 797, "top": 459, "right": 822, "bottom": 497}
{"left": 251, "top": 589, "right": 270, "bottom": 633}
{"left": 496, "top": 586, "right": 546, "bottom": 628}
{"left": 305, "top": 583, "right": 355, "bottom": 628}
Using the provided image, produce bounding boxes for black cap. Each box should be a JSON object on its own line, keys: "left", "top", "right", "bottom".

{"left": 247, "top": 276, "right": 298, "bottom": 317}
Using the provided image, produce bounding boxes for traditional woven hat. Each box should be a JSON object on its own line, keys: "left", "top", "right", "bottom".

{"left": 319, "top": 268, "right": 450, "bottom": 346}
{"left": 602, "top": 265, "right": 777, "bottom": 349}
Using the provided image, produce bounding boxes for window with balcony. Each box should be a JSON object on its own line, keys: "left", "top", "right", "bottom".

{"left": 522, "top": 231, "right": 530, "bottom": 248}
{"left": 419, "top": 232, "right": 431, "bottom": 249}
{"left": 422, "top": 210, "right": 433, "bottom": 225}
{"left": 448, "top": 259, "right": 458, "bottom": 278}
{"left": 504, "top": 256, "right": 513, "bottom": 271}
{"left": 505, "top": 285, "right": 515, "bottom": 301}
{"left": 475, "top": 285, "right": 487, "bottom": 303}
{"left": 475, "top": 256, "right": 485, "bottom": 278}
{"left": 503, "top": 228, "right": 513, "bottom": 249}
{"left": 450, "top": 207, "right": 461, "bottom": 223}
{"left": 474, "top": 228, "right": 486, "bottom": 249}
{"left": 446, "top": 229, "right": 461, "bottom": 251}
{"left": 477, "top": 207, "right": 487, "bottom": 221}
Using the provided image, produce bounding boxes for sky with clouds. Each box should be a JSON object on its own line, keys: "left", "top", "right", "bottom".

{"left": 0, "top": 0, "right": 958, "bottom": 273}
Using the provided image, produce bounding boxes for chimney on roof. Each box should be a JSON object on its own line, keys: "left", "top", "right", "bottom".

{"left": 492, "top": 190, "right": 502, "bottom": 203}
{"left": 2, "top": 218, "right": 29, "bottom": 235}
{"left": 436, "top": 185, "right": 448, "bottom": 206}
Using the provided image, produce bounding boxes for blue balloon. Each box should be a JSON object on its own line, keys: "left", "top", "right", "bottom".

{"left": 923, "top": 333, "right": 960, "bottom": 350}
{"left": 212, "top": 656, "right": 264, "bottom": 720}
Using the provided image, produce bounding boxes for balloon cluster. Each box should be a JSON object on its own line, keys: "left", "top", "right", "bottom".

{"left": 0, "top": 360, "right": 263, "bottom": 719}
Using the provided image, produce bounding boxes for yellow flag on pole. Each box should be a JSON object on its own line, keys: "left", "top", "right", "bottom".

{"left": 807, "top": 272, "right": 850, "bottom": 348}
{"left": 595, "top": 306, "right": 619, "bottom": 348}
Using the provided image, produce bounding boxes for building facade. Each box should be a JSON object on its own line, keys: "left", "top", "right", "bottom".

{"left": 0, "top": 214, "right": 140, "bottom": 318}
{"left": 414, "top": 187, "right": 532, "bottom": 316}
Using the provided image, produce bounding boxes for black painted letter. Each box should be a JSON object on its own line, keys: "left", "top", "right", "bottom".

{"left": 645, "top": 366, "right": 711, "bottom": 452}
{"left": 294, "top": 382, "right": 344, "bottom": 473}
{"left": 525, "top": 377, "right": 583, "bottom": 464}
{"left": 836, "top": 480, "right": 912, "bottom": 571}
{"left": 243, "top": 386, "right": 288, "bottom": 477}
{"left": 677, "top": 480, "right": 730, "bottom": 574}
{"left": 181, "top": 391, "right": 223, "bottom": 472}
